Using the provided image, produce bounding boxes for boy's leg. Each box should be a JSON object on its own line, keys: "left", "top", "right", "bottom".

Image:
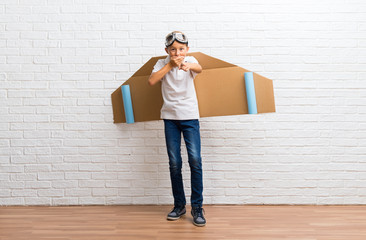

{"left": 181, "top": 120, "right": 203, "bottom": 208}
{"left": 164, "top": 120, "right": 186, "bottom": 208}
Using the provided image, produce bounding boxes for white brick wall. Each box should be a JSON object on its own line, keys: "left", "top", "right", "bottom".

{"left": 1, "top": 0, "right": 366, "bottom": 205}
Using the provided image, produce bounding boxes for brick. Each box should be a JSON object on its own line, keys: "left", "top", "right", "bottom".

{"left": 37, "top": 189, "right": 64, "bottom": 197}
{"left": 65, "top": 172, "right": 91, "bottom": 180}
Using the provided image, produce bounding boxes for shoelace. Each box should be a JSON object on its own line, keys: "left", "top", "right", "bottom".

{"left": 193, "top": 207, "right": 205, "bottom": 217}
{"left": 172, "top": 207, "right": 183, "bottom": 213}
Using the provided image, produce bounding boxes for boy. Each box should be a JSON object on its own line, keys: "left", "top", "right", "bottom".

{"left": 148, "top": 31, "right": 206, "bottom": 227}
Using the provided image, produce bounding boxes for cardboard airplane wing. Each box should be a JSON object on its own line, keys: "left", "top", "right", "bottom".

{"left": 111, "top": 52, "right": 275, "bottom": 123}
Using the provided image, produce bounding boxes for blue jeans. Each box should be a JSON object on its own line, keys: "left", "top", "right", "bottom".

{"left": 164, "top": 119, "right": 203, "bottom": 208}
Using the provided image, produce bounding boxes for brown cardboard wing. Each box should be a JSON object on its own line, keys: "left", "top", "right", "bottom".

{"left": 111, "top": 52, "right": 275, "bottom": 123}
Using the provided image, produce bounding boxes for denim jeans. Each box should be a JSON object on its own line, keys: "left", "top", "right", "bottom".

{"left": 164, "top": 119, "right": 203, "bottom": 208}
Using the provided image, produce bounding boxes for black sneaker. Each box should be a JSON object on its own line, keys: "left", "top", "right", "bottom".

{"left": 191, "top": 207, "right": 206, "bottom": 227}
{"left": 167, "top": 206, "right": 186, "bottom": 220}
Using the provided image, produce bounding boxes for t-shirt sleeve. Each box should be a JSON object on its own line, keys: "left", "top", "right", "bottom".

{"left": 152, "top": 59, "right": 165, "bottom": 73}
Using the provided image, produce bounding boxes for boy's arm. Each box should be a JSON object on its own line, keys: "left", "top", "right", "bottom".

{"left": 185, "top": 63, "right": 202, "bottom": 73}
{"left": 148, "top": 62, "right": 173, "bottom": 86}
{"left": 180, "top": 62, "right": 202, "bottom": 73}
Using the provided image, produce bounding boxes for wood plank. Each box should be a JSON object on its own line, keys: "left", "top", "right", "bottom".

{"left": 1, "top": 205, "right": 366, "bottom": 239}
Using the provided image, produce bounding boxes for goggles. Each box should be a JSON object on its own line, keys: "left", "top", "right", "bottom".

{"left": 165, "top": 32, "right": 188, "bottom": 47}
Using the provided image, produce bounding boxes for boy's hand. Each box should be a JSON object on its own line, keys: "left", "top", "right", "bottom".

{"left": 170, "top": 56, "right": 185, "bottom": 68}
{"left": 179, "top": 62, "right": 190, "bottom": 72}
{"left": 170, "top": 56, "right": 198, "bottom": 72}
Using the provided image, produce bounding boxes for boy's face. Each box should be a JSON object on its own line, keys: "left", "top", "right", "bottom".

{"left": 165, "top": 41, "right": 189, "bottom": 58}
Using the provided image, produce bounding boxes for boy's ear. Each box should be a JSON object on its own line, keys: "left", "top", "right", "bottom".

{"left": 165, "top": 48, "right": 168, "bottom": 54}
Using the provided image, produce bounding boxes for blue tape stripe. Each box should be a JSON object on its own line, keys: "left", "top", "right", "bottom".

{"left": 121, "top": 85, "right": 135, "bottom": 124}
{"left": 244, "top": 72, "right": 258, "bottom": 114}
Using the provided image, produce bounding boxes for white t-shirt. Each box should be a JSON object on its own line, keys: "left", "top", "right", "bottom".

{"left": 152, "top": 55, "right": 200, "bottom": 120}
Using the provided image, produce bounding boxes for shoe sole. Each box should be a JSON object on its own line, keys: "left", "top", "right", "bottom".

{"left": 167, "top": 213, "right": 186, "bottom": 221}
{"left": 193, "top": 221, "right": 206, "bottom": 227}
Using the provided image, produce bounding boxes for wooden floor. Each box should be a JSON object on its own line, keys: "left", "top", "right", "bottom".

{"left": 1, "top": 205, "right": 366, "bottom": 240}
